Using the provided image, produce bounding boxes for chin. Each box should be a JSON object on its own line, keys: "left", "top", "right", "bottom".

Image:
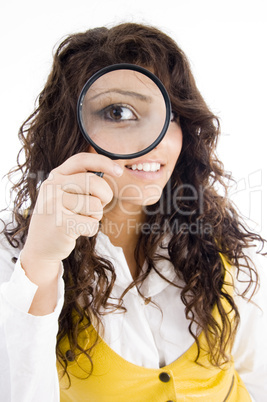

{"left": 140, "top": 192, "right": 162, "bottom": 206}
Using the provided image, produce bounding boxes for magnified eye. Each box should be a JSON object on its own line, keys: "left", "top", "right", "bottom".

{"left": 103, "top": 104, "right": 137, "bottom": 122}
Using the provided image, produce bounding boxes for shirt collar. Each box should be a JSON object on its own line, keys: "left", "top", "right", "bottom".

{"left": 95, "top": 231, "right": 177, "bottom": 298}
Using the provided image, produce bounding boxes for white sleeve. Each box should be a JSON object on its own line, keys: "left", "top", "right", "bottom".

{"left": 232, "top": 248, "right": 267, "bottom": 402}
{"left": 0, "top": 234, "right": 64, "bottom": 402}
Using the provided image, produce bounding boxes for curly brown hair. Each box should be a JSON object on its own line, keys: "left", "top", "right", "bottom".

{"left": 1, "top": 23, "right": 266, "bottom": 382}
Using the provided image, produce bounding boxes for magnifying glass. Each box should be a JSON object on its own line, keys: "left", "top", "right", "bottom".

{"left": 77, "top": 63, "right": 171, "bottom": 158}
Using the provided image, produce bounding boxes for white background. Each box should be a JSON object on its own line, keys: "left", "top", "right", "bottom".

{"left": 0, "top": 0, "right": 266, "bottom": 239}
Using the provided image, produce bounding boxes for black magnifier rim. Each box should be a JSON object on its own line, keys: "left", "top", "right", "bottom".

{"left": 77, "top": 63, "right": 171, "bottom": 160}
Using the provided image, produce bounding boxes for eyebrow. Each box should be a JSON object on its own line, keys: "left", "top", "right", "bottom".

{"left": 88, "top": 89, "right": 153, "bottom": 102}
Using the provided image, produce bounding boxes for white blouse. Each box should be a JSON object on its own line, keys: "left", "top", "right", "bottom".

{"left": 0, "top": 224, "right": 266, "bottom": 401}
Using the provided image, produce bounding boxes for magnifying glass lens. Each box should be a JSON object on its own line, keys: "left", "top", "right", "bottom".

{"left": 78, "top": 65, "right": 171, "bottom": 159}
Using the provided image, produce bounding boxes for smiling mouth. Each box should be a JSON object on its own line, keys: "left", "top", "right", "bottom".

{"left": 125, "top": 162, "right": 161, "bottom": 172}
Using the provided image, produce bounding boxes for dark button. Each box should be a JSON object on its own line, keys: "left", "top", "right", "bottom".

{"left": 166, "top": 400, "right": 174, "bottom": 402}
{"left": 159, "top": 372, "right": 171, "bottom": 382}
{"left": 65, "top": 349, "right": 75, "bottom": 362}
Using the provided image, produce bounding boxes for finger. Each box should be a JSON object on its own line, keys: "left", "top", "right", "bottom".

{"left": 62, "top": 192, "right": 103, "bottom": 220}
{"left": 61, "top": 172, "right": 113, "bottom": 206}
{"left": 54, "top": 153, "right": 123, "bottom": 177}
{"left": 64, "top": 214, "right": 100, "bottom": 238}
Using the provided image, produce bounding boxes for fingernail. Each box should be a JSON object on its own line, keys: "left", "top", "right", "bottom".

{"left": 113, "top": 164, "right": 123, "bottom": 176}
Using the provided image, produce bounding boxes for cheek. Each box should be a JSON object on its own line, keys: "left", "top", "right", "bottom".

{"left": 165, "top": 124, "right": 183, "bottom": 165}
{"left": 88, "top": 146, "right": 97, "bottom": 154}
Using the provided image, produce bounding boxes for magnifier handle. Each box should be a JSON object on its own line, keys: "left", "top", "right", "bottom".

{"left": 93, "top": 171, "right": 104, "bottom": 178}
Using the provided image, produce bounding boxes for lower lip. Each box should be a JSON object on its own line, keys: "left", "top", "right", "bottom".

{"left": 125, "top": 166, "right": 164, "bottom": 180}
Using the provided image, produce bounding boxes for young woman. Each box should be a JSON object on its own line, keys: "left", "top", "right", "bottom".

{"left": 0, "top": 23, "right": 266, "bottom": 401}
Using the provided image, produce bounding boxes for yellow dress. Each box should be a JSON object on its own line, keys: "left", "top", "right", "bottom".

{"left": 58, "top": 255, "right": 251, "bottom": 401}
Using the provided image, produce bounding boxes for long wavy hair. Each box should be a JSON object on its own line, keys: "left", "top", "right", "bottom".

{"left": 2, "top": 23, "right": 266, "bottom": 381}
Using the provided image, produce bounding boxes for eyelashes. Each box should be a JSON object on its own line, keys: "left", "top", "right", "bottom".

{"left": 93, "top": 103, "right": 178, "bottom": 124}
{"left": 97, "top": 104, "right": 138, "bottom": 122}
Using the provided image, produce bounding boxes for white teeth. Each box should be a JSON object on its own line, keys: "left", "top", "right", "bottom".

{"left": 128, "top": 163, "right": 161, "bottom": 172}
{"left": 151, "top": 162, "right": 157, "bottom": 171}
